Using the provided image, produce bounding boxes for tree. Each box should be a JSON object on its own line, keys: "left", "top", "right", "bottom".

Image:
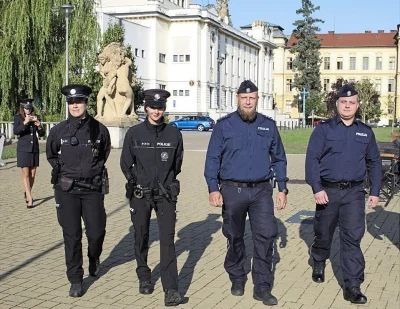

{"left": 0, "top": 0, "right": 99, "bottom": 121}
{"left": 291, "top": 0, "right": 324, "bottom": 92}
{"left": 354, "top": 79, "right": 381, "bottom": 122}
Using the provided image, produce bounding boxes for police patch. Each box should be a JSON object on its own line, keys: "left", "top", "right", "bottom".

{"left": 347, "top": 91, "right": 351, "bottom": 96}
{"left": 154, "top": 93, "right": 160, "bottom": 101}
{"left": 70, "top": 89, "right": 76, "bottom": 95}
{"left": 161, "top": 152, "right": 168, "bottom": 161}
{"left": 246, "top": 88, "right": 251, "bottom": 93}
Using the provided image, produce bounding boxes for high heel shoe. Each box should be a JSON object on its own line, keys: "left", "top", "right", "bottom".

{"left": 26, "top": 196, "right": 34, "bottom": 209}
{"left": 24, "top": 192, "right": 27, "bottom": 203}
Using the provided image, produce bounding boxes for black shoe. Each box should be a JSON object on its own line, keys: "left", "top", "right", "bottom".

{"left": 69, "top": 282, "right": 83, "bottom": 297}
{"left": 312, "top": 262, "right": 325, "bottom": 283}
{"left": 139, "top": 280, "right": 154, "bottom": 295}
{"left": 253, "top": 291, "right": 278, "bottom": 306}
{"left": 231, "top": 281, "right": 245, "bottom": 296}
{"left": 344, "top": 287, "right": 367, "bottom": 304}
{"left": 89, "top": 257, "right": 100, "bottom": 277}
{"left": 164, "top": 289, "right": 182, "bottom": 307}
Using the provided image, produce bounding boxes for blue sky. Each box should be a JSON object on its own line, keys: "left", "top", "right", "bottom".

{"left": 193, "top": 0, "right": 399, "bottom": 34}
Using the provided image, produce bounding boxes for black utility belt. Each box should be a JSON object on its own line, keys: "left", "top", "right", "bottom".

{"left": 321, "top": 180, "right": 363, "bottom": 190}
{"left": 220, "top": 179, "right": 271, "bottom": 188}
{"left": 133, "top": 185, "right": 160, "bottom": 199}
{"left": 57, "top": 175, "right": 101, "bottom": 192}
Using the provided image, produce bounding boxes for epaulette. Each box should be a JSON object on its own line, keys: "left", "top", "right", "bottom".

{"left": 217, "top": 114, "right": 231, "bottom": 123}
{"left": 259, "top": 113, "right": 275, "bottom": 122}
{"left": 355, "top": 119, "right": 372, "bottom": 130}
{"left": 319, "top": 117, "right": 334, "bottom": 124}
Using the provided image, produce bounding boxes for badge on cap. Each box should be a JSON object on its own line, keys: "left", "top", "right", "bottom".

{"left": 347, "top": 91, "right": 351, "bottom": 96}
{"left": 70, "top": 89, "right": 76, "bottom": 95}
{"left": 246, "top": 88, "right": 251, "bottom": 93}
{"left": 154, "top": 94, "right": 160, "bottom": 101}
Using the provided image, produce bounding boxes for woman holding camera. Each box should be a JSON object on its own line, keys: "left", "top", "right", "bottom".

{"left": 13, "top": 98, "right": 45, "bottom": 208}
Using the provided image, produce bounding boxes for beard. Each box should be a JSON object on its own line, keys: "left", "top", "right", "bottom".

{"left": 237, "top": 105, "right": 257, "bottom": 122}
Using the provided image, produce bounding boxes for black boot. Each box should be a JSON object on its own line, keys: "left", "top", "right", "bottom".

{"left": 253, "top": 291, "right": 278, "bottom": 306}
{"left": 231, "top": 281, "right": 245, "bottom": 296}
{"left": 89, "top": 257, "right": 100, "bottom": 277}
{"left": 139, "top": 280, "right": 154, "bottom": 295}
{"left": 312, "top": 261, "right": 325, "bottom": 283}
{"left": 164, "top": 289, "right": 182, "bottom": 307}
{"left": 344, "top": 287, "right": 367, "bottom": 304}
{"left": 69, "top": 282, "right": 83, "bottom": 297}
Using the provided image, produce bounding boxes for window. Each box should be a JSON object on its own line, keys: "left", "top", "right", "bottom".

{"left": 159, "top": 84, "right": 166, "bottom": 90}
{"left": 210, "top": 47, "right": 213, "bottom": 68}
{"left": 173, "top": 90, "right": 177, "bottom": 96}
{"left": 363, "top": 57, "right": 369, "bottom": 70}
{"left": 285, "top": 100, "right": 292, "bottom": 113}
{"left": 185, "top": 55, "right": 190, "bottom": 62}
{"left": 173, "top": 55, "right": 178, "bottom": 62}
{"left": 179, "top": 55, "right": 184, "bottom": 62}
{"left": 324, "top": 57, "right": 330, "bottom": 70}
{"left": 237, "top": 58, "right": 240, "bottom": 78}
{"left": 375, "top": 79, "right": 381, "bottom": 93}
{"left": 376, "top": 57, "right": 382, "bottom": 70}
{"left": 323, "top": 79, "right": 330, "bottom": 91}
{"left": 185, "top": 90, "right": 189, "bottom": 96}
{"left": 141, "top": 50, "right": 145, "bottom": 58}
{"left": 287, "top": 57, "right": 293, "bottom": 70}
{"left": 179, "top": 90, "right": 184, "bottom": 96}
{"left": 388, "top": 79, "right": 395, "bottom": 92}
{"left": 286, "top": 79, "right": 293, "bottom": 91}
{"left": 159, "top": 53, "right": 166, "bottom": 63}
{"left": 135, "top": 48, "right": 138, "bottom": 57}
{"left": 336, "top": 57, "right": 343, "bottom": 70}
{"left": 389, "top": 57, "right": 395, "bottom": 70}
{"left": 350, "top": 57, "right": 356, "bottom": 70}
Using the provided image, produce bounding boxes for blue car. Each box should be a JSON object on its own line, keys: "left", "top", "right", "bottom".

{"left": 169, "top": 116, "right": 215, "bottom": 131}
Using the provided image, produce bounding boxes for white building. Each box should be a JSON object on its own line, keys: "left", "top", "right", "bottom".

{"left": 96, "top": 0, "right": 294, "bottom": 123}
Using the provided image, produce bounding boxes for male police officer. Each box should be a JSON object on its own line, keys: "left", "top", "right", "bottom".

{"left": 205, "top": 80, "right": 288, "bottom": 306}
{"left": 120, "top": 89, "right": 184, "bottom": 307}
{"left": 305, "top": 84, "right": 381, "bottom": 304}
{"left": 46, "top": 84, "right": 111, "bottom": 297}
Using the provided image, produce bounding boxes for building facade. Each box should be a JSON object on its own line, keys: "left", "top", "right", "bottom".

{"left": 273, "top": 25, "right": 400, "bottom": 122}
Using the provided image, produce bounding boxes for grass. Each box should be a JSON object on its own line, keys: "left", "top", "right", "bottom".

{"left": 1, "top": 142, "right": 46, "bottom": 160}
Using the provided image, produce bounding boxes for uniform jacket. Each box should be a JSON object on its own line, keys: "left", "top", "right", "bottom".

{"left": 13, "top": 114, "right": 45, "bottom": 153}
{"left": 305, "top": 115, "right": 382, "bottom": 196}
{"left": 120, "top": 118, "right": 184, "bottom": 189}
{"left": 204, "top": 111, "right": 288, "bottom": 193}
{"left": 46, "top": 115, "right": 111, "bottom": 180}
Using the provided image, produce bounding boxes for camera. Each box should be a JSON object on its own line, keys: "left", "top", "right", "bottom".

{"left": 28, "top": 115, "right": 37, "bottom": 123}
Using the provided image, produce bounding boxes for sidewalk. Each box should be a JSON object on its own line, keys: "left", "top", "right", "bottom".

{"left": 0, "top": 150, "right": 398, "bottom": 309}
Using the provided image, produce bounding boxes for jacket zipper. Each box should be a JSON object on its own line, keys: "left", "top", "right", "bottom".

{"left": 154, "top": 126, "right": 158, "bottom": 189}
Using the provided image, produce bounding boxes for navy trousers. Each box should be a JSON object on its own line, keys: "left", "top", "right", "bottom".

{"left": 311, "top": 185, "right": 366, "bottom": 288}
{"left": 221, "top": 183, "right": 278, "bottom": 293}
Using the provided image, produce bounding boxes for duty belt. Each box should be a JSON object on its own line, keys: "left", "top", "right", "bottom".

{"left": 321, "top": 180, "right": 363, "bottom": 190}
{"left": 220, "top": 179, "right": 271, "bottom": 188}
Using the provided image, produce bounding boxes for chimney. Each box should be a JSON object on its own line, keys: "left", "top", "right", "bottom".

{"left": 390, "top": 30, "right": 397, "bottom": 33}
{"left": 377, "top": 30, "right": 384, "bottom": 33}
{"left": 365, "top": 30, "right": 371, "bottom": 33}
{"left": 328, "top": 31, "right": 334, "bottom": 34}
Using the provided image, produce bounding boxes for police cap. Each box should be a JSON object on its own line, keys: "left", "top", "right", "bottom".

{"left": 337, "top": 84, "right": 358, "bottom": 98}
{"left": 237, "top": 80, "right": 258, "bottom": 94}
{"left": 61, "top": 84, "right": 92, "bottom": 103}
{"left": 20, "top": 98, "right": 34, "bottom": 109}
{"left": 144, "top": 89, "right": 171, "bottom": 108}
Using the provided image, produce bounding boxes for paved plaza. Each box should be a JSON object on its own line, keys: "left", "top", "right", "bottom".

{"left": 0, "top": 131, "right": 398, "bottom": 309}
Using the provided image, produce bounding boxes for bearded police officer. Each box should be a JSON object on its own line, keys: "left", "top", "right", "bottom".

{"left": 120, "top": 89, "right": 184, "bottom": 307}
{"left": 46, "top": 84, "right": 111, "bottom": 297}
{"left": 305, "top": 84, "right": 381, "bottom": 304}
{"left": 204, "top": 80, "right": 288, "bottom": 306}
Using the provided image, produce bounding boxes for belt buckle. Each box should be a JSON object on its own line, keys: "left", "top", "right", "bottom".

{"left": 340, "top": 182, "right": 350, "bottom": 190}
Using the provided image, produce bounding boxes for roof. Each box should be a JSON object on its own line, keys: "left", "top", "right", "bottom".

{"left": 287, "top": 31, "right": 397, "bottom": 48}
{"left": 240, "top": 22, "right": 284, "bottom": 30}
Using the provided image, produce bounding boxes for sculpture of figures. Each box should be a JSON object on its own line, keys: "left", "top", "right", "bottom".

{"left": 216, "top": 0, "right": 232, "bottom": 26}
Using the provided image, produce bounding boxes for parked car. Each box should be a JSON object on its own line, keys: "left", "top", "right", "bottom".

{"left": 169, "top": 116, "right": 215, "bottom": 131}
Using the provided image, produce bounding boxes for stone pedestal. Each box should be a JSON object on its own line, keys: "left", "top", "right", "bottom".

{"left": 106, "top": 125, "right": 133, "bottom": 149}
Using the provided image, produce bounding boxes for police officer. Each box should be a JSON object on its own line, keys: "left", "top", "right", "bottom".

{"left": 46, "top": 84, "right": 111, "bottom": 297}
{"left": 305, "top": 84, "right": 381, "bottom": 304}
{"left": 13, "top": 98, "right": 45, "bottom": 208}
{"left": 120, "top": 89, "right": 184, "bottom": 307}
{"left": 204, "top": 80, "right": 288, "bottom": 306}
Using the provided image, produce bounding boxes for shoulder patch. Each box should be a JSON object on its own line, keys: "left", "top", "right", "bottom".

{"left": 217, "top": 114, "right": 231, "bottom": 123}
{"left": 320, "top": 118, "right": 334, "bottom": 124}
{"left": 259, "top": 113, "right": 275, "bottom": 123}
{"left": 356, "top": 120, "right": 372, "bottom": 130}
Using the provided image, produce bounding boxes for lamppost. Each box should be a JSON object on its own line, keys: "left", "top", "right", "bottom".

{"left": 298, "top": 88, "right": 309, "bottom": 126}
{"left": 61, "top": 3, "right": 74, "bottom": 119}
{"left": 217, "top": 55, "right": 225, "bottom": 120}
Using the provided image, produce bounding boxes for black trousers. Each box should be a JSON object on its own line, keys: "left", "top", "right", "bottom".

{"left": 221, "top": 184, "right": 278, "bottom": 293}
{"left": 55, "top": 189, "right": 107, "bottom": 283}
{"left": 130, "top": 196, "right": 178, "bottom": 291}
{"left": 311, "top": 185, "right": 366, "bottom": 288}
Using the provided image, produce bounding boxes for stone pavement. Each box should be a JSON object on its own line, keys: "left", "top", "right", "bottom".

{"left": 0, "top": 132, "right": 398, "bottom": 309}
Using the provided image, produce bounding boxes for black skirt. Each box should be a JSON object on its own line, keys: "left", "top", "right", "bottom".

{"left": 17, "top": 151, "right": 39, "bottom": 168}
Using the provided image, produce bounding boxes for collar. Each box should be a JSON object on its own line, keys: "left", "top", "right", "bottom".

{"left": 68, "top": 114, "right": 90, "bottom": 128}
{"left": 335, "top": 115, "right": 358, "bottom": 127}
{"left": 145, "top": 117, "right": 166, "bottom": 133}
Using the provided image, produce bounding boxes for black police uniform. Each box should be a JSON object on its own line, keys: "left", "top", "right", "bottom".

{"left": 305, "top": 85, "right": 381, "bottom": 291}
{"left": 204, "top": 81, "right": 288, "bottom": 296}
{"left": 120, "top": 89, "right": 184, "bottom": 297}
{"left": 46, "top": 85, "right": 111, "bottom": 292}
{"left": 14, "top": 99, "right": 45, "bottom": 167}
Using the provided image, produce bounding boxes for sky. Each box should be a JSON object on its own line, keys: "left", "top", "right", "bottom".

{"left": 192, "top": 0, "right": 399, "bottom": 34}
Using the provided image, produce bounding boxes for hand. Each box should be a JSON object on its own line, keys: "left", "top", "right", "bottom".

{"left": 23, "top": 115, "right": 31, "bottom": 125}
{"left": 367, "top": 195, "right": 379, "bottom": 208}
{"left": 314, "top": 190, "right": 329, "bottom": 204}
{"left": 276, "top": 192, "right": 287, "bottom": 210}
{"left": 209, "top": 191, "right": 223, "bottom": 208}
{"left": 34, "top": 119, "right": 41, "bottom": 127}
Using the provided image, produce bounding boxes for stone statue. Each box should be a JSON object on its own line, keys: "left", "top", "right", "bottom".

{"left": 216, "top": 0, "right": 232, "bottom": 26}
{"left": 96, "top": 42, "right": 137, "bottom": 126}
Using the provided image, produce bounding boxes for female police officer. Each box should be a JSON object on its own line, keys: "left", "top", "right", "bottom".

{"left": 46, "top": 84, "right": 111, "bottom": 297}
{"left": 120, "top": 89, "right": 184, "bottom": 307}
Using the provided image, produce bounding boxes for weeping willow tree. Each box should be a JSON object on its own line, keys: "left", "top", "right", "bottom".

{"left": 0, "top": 0, "right": 99, "bottom": 121}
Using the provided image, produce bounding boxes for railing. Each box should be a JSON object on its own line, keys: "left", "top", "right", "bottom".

{"left": 0, "top": 122, "right": 58, "bottom": 140}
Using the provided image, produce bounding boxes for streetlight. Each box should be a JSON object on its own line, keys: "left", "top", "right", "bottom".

{"left": 61, "top": 3, "right": 74, "bottom": 119}
{"left": 298, "top": 87, "right": 309, "bottom": 126}
{"left": 217, "top": 55, "right": 225, "bottom": 120}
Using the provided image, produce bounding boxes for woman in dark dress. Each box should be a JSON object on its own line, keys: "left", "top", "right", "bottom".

{"left": 13, "top": 98, "right": 45, "bottom": 208}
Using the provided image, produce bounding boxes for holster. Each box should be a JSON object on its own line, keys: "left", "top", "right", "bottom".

{"left": 125, "top": 180, "right": 135, "bottom": 199}
{"left": 59, "top": 176, "right": 74, "bottom": 192}
{"left": 51, "top": 163, "right": 60, "bottom": 185}
{"left": 101, "top": 168, "right": 109, "bottom": 195}
{"left": 167, "top": 179, "right": 180, "bottom": 201}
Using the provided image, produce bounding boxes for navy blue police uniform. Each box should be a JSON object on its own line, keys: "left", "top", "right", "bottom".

{"left": 46, "top": 84, "right": 111, "bottom": 297}
{"left": 120, "top": 89, "right": 184, "bottom": 306}
{"left": 305, "top": 84, "right": 381, "bottom": 300}
{"left": 14, "top": 98, "right": 45, "bottom": 167}
{"left": 205, "top": 80, "right": 288, "bottom": 297}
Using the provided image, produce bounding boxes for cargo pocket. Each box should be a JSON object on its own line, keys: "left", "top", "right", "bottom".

{"left": 257, "top": 130, "right": 273, "bottom": 149}
{"left": 326, "top": 133, "right": 344, "bottom": 153}
{"left": 354, "top": 135, "right": 369, "bottom": 153}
